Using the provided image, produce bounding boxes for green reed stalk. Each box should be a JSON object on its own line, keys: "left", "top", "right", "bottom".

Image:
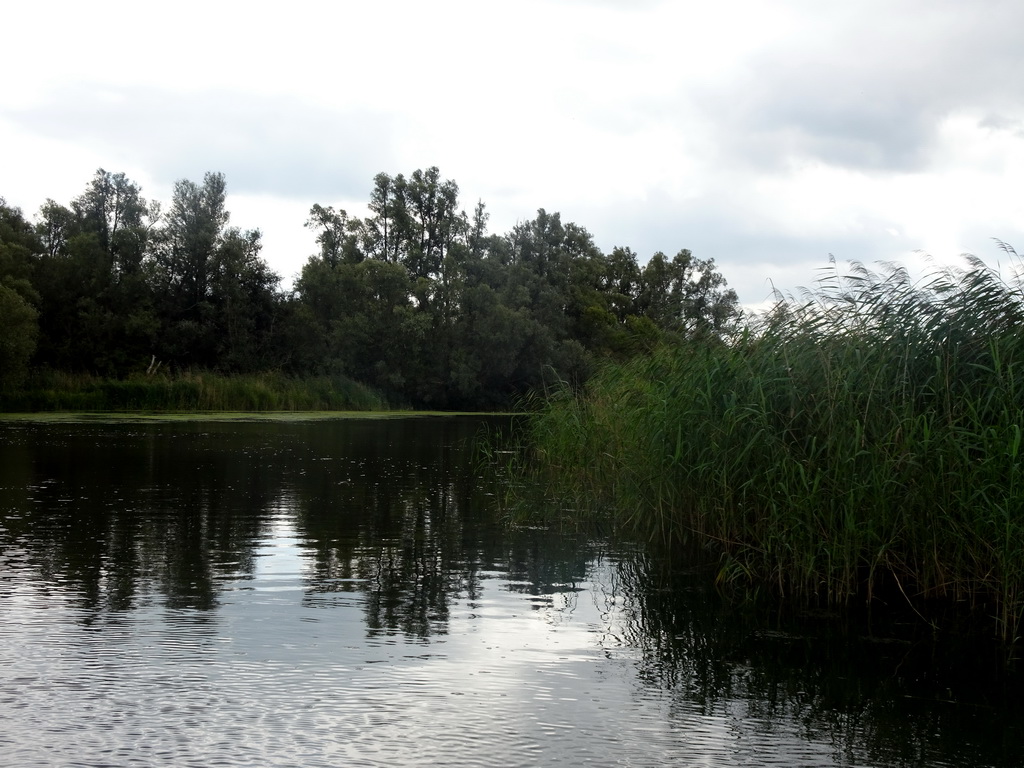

{"left": 519, "top": 253, "right": 1024, "bottom": 643}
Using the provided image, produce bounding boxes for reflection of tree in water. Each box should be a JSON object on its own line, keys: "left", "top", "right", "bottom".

{"left": 0, "top": 422, "right": 283, "bottom": 618}
{"left": 295, "top": 419, "right": 496, "bottom": 639}
{"left": 293, "top": 416, "right": 595, "bottom": 638}
{"left": 1, "top": 416, "right": 550, "bottom": 635}
{"left": 9, "top": 418, "right": 1017, "bottom": 762}
{"left": 603, "top": 550, "right": 1024, "bottom": 768}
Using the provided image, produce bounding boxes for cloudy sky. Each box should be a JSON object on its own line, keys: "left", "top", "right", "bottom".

{"left": 3, "top": 0, "right": 1024, "bottom": 307}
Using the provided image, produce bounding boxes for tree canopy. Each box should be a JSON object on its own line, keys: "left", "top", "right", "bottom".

{"left": 0, "top": 168, "right": 740, "bottom": 407}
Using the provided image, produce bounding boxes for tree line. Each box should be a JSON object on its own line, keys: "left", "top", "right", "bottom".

{"left": 0, "top": 167, "right": 739, "bottom": 408}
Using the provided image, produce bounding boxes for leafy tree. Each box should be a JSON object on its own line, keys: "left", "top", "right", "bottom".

{"left": 363, "top": 172, "right": 410, "bottom": 264}
{"left": 150, "top": 172, "right": 280, "bottom": 370}
{"left": 305, "top": 204, "right": 361, "bottom": 267}
{"left": 467, "top": 199, "right": 489, "bottom": 260}
{"left": 36, "top": 199, "right": 78, "bottom": 260}
{"left": 362, "top": 167, "right": 465, "bottom": 281}
{"left": 4, "top": 166, "right": 742, "bottom": 410}
{"left": 156, "top": 171, "right": 229, "bottom": 319}
{"left": 638, "top": 249, "right": 739, "bottom": 336}
{"left": 211, "top": 227, "right": 280, "bottom": 371}
{"left": 31, "top": 198, "right": 89, "bottom": 367}
{"left": 0, "top": 282, "right": 38, "bottom": 388}
{"left": 0, "top": 198, "right": 40, "bottom": 283}
{"left": 294, "top": 244, "right": 416, "bottom": 393}
{"left": 403, "top": 166, "right": 463, "bottom": 281}
{"left": 0, "top": 199, "right": 41, "bottom": 387}
{"left": 30, "top": 171, "right": 158, "bottom": 373}
{"left": 73, "top": 170, "right": 159, "bottom": 372}
{"left": 72, "top": 169, "right": 150, "bottom": 276}
{"left": 599, "top": 246, "right": 642, "bottom": 321}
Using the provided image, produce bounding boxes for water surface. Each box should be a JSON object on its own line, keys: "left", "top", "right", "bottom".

{"left": 0, "top": 416, "right": 1020, "bottom": 767}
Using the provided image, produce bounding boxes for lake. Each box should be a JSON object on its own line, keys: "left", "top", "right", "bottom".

{"left": 0, "top": 415, "right": 1020, "bottom": 767}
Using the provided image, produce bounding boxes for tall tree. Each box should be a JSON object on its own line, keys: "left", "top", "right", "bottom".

{"left": 72, "top": 169, "right": 150, "bottom": 275}
{"left": 403, "top": 166, "right": 463, "bottom": 281}
{"left": 210, "top": 227, "right": 280, "bottom": 371}
{"left": 600, "top": 246, "right": 641, "bottom": 321}
{"left": 0, "top": 197, "right": 40, "bottom": 297}
{"left": 0, "top": 199, "right": 41, "bottom": 387}
{"left": 305, "top": 204, "right": 361, "bottom": 267}
{"left": 363, "top": 172, "right": 410, "bottom": 264}
{"left": 158, "top": 171, "right": 229, "bottom": 314}
{"left": 151, "top": 172, "right": 230, "bottom": 366}
{"left": 74, "top": 170, "right": 158, "bottom": 371}
{"left": 638, "top": 249, "right": 739, "bottom": 336}
{"left": 30, "top": 171, "right": 158, "bottom": 373}
{"left": 467, "top": 199, "right": 489, "bottom": 260}
{"left": 0, "top": 282, "right": 38, "bottom": 388}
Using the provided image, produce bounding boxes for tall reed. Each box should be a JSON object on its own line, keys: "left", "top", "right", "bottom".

{"left": 521, "top": 252, "right": 1024, "bottom": 642}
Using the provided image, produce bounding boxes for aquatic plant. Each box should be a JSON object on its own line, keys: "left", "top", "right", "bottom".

{"left": 0, "top": 370, "right": 389, "bottom": 412}
{"left": 519, "top": 250, "right": 1024, "bottom": 643}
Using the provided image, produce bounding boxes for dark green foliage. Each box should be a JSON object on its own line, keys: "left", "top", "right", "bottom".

{"left": 30, "top": 171, "right": 159, "bottom": 374}
{"left": 0, "top": 200, "right": 41, "bottom": 389}
{"left": 0, "top": 370, "right": 387, "bottom": 412}
{"left": 0, "top": 197, "right": 40, "bottom": 297}
{"left": 294, "top": 167, "right": 738, "bottom": 408}
{"left": 150, "top": 171, "right": 282, "bottom": 371}
{"left": 518, "top": 253, "right": 1024, "bottom": 643}
{"left": 637, "top": 248, "right": 739, "bottom": 335}
{"left": 0, "top": 282, "right": 39, "bottom": 388}
{"left": 1, "top": 166, "right": 738, "bottom": 410}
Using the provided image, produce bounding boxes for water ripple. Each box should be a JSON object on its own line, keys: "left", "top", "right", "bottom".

{"left": 1, "top": 419, "right": 1015, "bottom": 767}
{"left": 1, "top": 564, "right": 891, "bottom": 768}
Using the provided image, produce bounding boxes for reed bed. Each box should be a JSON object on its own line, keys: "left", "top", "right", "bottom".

{"left": 521, "top": 252, "right": 1024, "bottom": 642}
{"left": 0, "top": 370, "right": 389, "bottom": 412}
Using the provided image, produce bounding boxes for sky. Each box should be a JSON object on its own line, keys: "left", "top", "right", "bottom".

{"left": 3, "top": 0, "right": 1024, "bottom": 308}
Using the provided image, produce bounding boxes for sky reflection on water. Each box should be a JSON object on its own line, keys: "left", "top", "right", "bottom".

{"left": 0, "top": 416, "right": 1021, "bottom": 767}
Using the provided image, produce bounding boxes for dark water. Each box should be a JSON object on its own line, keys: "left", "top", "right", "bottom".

{"left": 0, "top": 415, "right": 1021, "bottom": 767}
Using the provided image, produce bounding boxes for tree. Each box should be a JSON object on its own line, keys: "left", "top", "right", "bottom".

{"left": 0, "top": 282, "right": 38, "bottom": 388}
{"left": 638, "top": 249, "right": 739, "bottom": 336}
{"left": 0, "top": 200, "right": 41, "bottom": 386}
{"left": 72, "top": 169, "right": 150, "bottom": 276}
{"left": 294, "top": 248, "right": 415, "bottom": 391}
{"left": 403, "top": 167, "right": 463, "bottom": 281}
{"left": 305, "top": 204, "right": 361, "bottom": 267}
{"left": 363, "top": 172, "right": 410, "bottom": 264}
{"left": 30, "top": 171, "right": 158, "bottom": 373}
{"left": 2, "top": 165, "right": 745, "bottom": 408}
{"left": 73, "top": 170, "right": 158, "bottom": 371}
{"left": 599, "top": 246, "right": 641, "bottom": 321}
{"left": 151, "top": 172, "right": 231, "bottom": 367}
{"left": 362, "top": 167, "right": 466, "bottom": 282}
{"left": 157, "top": 171, "right": 229, "bottom": 315}
{"left": 467, "top": 199, "right": 489, "bottom": 260}
{"left": 210, "top": 227, "right": 280, "bottom": 371}
{"left": 0, "top": 199, "right": 40, "bottom": 303}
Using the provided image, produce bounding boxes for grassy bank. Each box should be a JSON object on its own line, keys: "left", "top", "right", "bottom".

{"left": 0, "top": 370, "right": 390, "bottom": 412}
{"left": 519, "top": 254, "right": 1024, "bottom": 643}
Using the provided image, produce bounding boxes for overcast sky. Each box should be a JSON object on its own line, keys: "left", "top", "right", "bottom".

{"left": 3, "top": 0, "right": 1024, "bottom": 307}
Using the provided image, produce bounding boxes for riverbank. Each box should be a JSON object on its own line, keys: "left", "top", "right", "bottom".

{"left": 515, "top": 257, "right": 1024, "bottom": 644}
{"left": 0, "top": 370, "right": 390, "bottom": 412}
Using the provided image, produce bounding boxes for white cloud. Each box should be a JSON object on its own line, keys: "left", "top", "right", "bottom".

{"left": 4, "top": 0, "right": 1024, "bottom": 306}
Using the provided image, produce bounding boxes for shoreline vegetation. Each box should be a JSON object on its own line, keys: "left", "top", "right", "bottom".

{"left": 512, "top": 253, "right": 1024, "bottom": 647}
{"left": 0, "top": 370, "right": 390, "bottom": 413}
{"left": 0, "top": 167, "right": 738, "bottom": 412}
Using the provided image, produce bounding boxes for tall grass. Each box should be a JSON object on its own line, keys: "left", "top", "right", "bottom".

{"left": 0, "top": 370, "right": 389, "bottom": 412}
{"left": 520, "top": 252, "right": 1024, "bottom": 643}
